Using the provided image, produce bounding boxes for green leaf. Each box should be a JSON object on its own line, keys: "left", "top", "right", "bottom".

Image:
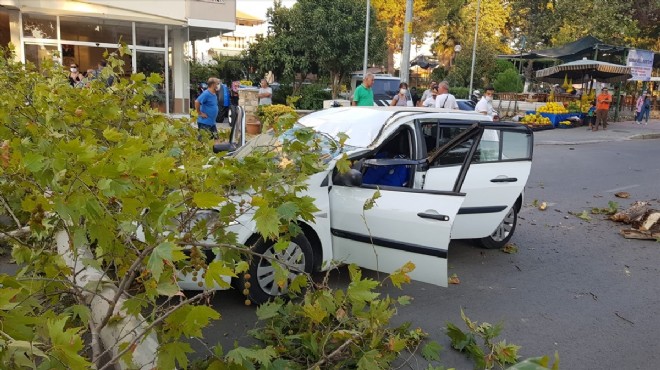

{"left": 47, "top": 317, "right": 91, "bottom": 370}
{"left": 506, "top": 354, "right": 559, "bottom": 370}
{"left": 363, "top": 189, "right": 381, "bottom": 211}
{"left": 157, "top": 342, "right": 194, "bottom": 370}
{"left": 347, "top": 278, "right": 379, "bottom": 304}
{"left": 421, "top": 340, "right": 443, "bottom": 361}
{"left": 397, "top": 295, "right": 412, "bottom": 306}
{"left": 357, "top": 349, "right": 381, "bottom": 370}
{"left": 102, "top": 127, "right": 124, "bottom": 142}
{"left": 23, "top": 152, "right": 46, "bottom": 172}
{"left": 147, "top": 241, "right": 176, "bottom": 281}
{"left": 256, "top": 301, "right": 282, "bottom": 320}
{"left": 193, "top": 192, "right": 226, "bottom": 208}
{"left": 445, "top": 322, "right": 473, "bottom": 351}
{"left": 254, "top": 206, "right": 279, "bottom": 239}
{"left": 276, "top": 201, "right": 299, "bottom": 221}
{"left": 0, "top": 287, "right": 20, "bottom": 310}
{"left": 204, "top": 260, "right": 236, "bottom": 289}
{"left": 227, "top": 346, "right": 276, "bottom": 366}
{"left": 575, "top": 210, "right": 592, "bottom": 221}
{"left": 302, "top": 301, "right": 328, "bottom": 324}
{"left": 390, "top": 261, "right": 414, "bottom": 288}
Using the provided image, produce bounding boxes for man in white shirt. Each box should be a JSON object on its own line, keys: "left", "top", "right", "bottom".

{"left": 418, "top": 81, "right": 437, "bottom": 106}
{"left": 475, "top": 86, "right": 497, "bottom": 118}
{"left": 422, "top": 86, "right": 438, "bottom": 107}
{"left": 434, "top": 81, "right": 459, "bottom": 109}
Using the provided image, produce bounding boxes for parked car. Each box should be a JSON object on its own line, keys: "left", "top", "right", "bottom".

{"left": 186, "top": 107, "right": 534, "bottom": 303}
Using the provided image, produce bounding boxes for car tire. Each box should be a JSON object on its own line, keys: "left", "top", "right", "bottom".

{"left": 241, "top": 233, "right": 313, "bottom": 305}
{"left": 479, "top": 206, "right": 517, "bottom": 249}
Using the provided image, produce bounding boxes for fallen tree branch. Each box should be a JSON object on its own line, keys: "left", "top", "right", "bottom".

{"left": 0, "top": 226, "right": 31, "bottom": 243}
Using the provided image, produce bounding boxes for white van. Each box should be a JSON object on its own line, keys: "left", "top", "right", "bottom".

{"left": 350, "top": 74, "right": 414, "bottom": 107}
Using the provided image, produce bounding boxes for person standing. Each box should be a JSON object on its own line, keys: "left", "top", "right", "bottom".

{"left": 410, "top": 86, "right": 420, "bottom": 107}
{"left": 390, "top": 82, "right": 409, "bottom": 106}
{"left": 475, "top": 86, "right": 496, "bottom": 118}
{"left": 638, "top": 92, "right": 651, "bottom": 125}
{"left": 257, "top": 79, "right": 272, "bottom": 106}
{"left": 594, "top": 87, "right": 612, "bottom": 131}
{"left": 422, "top": 86, "right": 438, "bottom": 107}
{"left": 195, "top": 77, "right": 220, "bottom": 143}
{"left": 419, "top": 81, "right": 437, "bottom": 106}
{"left": 435, "top": 81, "right": 459, "bottom": 109}
{"left": 352, "top": 73, "right": 375, "bottom": 106}
{"left": 229, "top": 80, "right": 240, "bottom": 127}
{"left": 216, "top": 79, "right": 231, "bottom": 123}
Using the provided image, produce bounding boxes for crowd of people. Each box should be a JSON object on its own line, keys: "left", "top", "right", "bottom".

{"left": 352, "top": 74, "right": 499, "bottom": 119}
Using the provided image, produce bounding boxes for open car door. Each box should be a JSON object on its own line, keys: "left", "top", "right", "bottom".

{"left": 329, "top": 183, "right": 465, "bottom": 287}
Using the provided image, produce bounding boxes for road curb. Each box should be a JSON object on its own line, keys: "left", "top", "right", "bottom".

{"left": 629, "top": 133, "right": 660, "bottom": 140}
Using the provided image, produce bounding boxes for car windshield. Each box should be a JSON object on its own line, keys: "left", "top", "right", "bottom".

{"left": 232, "top": 123, "right": 350, "bottom": 164}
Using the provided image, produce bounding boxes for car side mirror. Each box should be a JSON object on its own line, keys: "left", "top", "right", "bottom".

{"left": 333, "top": 169, "right": 363, "bottom": 187}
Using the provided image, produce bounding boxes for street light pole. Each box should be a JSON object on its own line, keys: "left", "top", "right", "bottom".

{"left": 468, "top": 0, "right": 482, "bottom": 94}
{"left": 400, "top": 0, "right": 413, "bottom": 84}
{"left": 362, "top": 0, "right": 371, "bottom": 77}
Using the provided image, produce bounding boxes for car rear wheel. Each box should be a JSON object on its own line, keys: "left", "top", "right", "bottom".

{"left": 241, "top": 234, "right": 313, "bottom": 305}
{"left": 479, "top": 206, "right": 517, "bottom": 249}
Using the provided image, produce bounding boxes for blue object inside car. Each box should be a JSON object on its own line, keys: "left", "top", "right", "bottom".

{"left": 362, "top": 153, "right": 410, "bottom": 187}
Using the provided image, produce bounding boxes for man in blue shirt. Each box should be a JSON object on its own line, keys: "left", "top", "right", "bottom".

{"left": 195, "top": 77, "right": 220, "bottom": 143}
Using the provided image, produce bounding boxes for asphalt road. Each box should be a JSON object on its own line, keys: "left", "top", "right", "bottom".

{"left": 195, "top": 138, "right": 660, "bottom": 369}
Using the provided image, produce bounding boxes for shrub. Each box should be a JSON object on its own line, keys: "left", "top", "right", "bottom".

{"left": 297, "top": 84, "right": 331, "bottom": 110}
{"left": 494, "top": 69, "right": 524, "bottom": 93}
{"left": 272, "top": 83, "right": 293, "bottom": 105}
{"left": 451, "top": 86, "right": 470, "bottom": 99}
{"left": 256, "top": 104, "right": 299, "bottom": 128}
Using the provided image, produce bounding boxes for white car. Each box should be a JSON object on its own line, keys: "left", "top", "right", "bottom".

{"left": 191, "top": 107, "right": 533, "bottom": 303}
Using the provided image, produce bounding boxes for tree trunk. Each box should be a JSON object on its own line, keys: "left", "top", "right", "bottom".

{"left": 387, "top": 45, "right": 395, "bottom": 75}
{"left": 610, "top": 201, "right": 650, "bottom": 223}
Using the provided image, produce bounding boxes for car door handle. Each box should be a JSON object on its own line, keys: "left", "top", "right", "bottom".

{"left": 417, "top": 212, "right": 451, "bottom": 221}
{"left": 490, "top": 177, "right": 518, "bottom": 183}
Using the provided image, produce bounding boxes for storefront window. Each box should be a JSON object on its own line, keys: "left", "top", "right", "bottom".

{"left": 24, "top": 43, "right": 58, "bottom": 69}
{"left": 60, "top": 16, "right": 132, "bottom": 44}
{"left": 137, "top": 51, "right": 166, "bottom": 111}
{"left": 60, "top": 45, "right": 131, "bottom": 77}
{"left": 136, "top": 23, "right": 165, "bottom": 48}
{"left": 1, "top": 9, "right": 10, "bottom": 47}
{"left": 22, "top": 14, "right": 57, "bottom": 39}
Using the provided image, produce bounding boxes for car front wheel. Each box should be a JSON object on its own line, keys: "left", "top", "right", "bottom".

{"left": 241, "top": 234, "right": 313, "bottom": 305}
{"left": 479, "top": 206, "right": 517, "bottom": 249}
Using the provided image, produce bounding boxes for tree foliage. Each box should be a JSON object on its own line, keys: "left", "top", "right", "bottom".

{"left": 494, "top": 68, "right": 524, "bottom": 93}
{"left": 247, "top": 0, "right": 386, "bottom": 98}
{"left": 371, "top": 0, "right": 437, "bottom": 72}
{"left": 0, "top": 45, "right": 330, "bottom": 368}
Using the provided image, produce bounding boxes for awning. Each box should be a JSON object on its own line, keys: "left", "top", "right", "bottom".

{"left": 535, "top": 59, "right": 632, "bottom": 83}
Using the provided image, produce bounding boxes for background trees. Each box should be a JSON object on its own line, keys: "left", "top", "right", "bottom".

{"left": 241, "top": 0, "right": 657, "bottom": 94}
{"left": 246, "top": 0, "right": 385, "bottom": 98}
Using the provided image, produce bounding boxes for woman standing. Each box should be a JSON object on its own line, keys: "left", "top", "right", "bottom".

{"left": 68, "top": 63, "right": 84, "bottom": 87}
{"left": 638, "top": 92, "right": 651, "bottom": 125}
{"left": 390, "top": 82, "right": 408, "bottom": 106}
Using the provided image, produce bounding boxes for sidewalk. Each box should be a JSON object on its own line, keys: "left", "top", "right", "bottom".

{"left": 533, "top": 119, "right": 660, "bottom": 145}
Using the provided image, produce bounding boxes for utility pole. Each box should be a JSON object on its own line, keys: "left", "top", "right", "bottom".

{"left": 362, "top": 0, "right": 371, "bottom": 77}
{"left": 400, "top": 0, "right": 413, "bottom": 83}
{"left": 468, "top": 0, "right": 482, "bottom": 94}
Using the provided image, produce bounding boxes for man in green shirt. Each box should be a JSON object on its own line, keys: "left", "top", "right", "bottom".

{"left": 352, "top": 73, "right": 375, "bottom": 106}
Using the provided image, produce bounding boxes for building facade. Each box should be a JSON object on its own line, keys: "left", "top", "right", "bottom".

{"left": 0, "top": 0, "right": 236, "bottom": 113}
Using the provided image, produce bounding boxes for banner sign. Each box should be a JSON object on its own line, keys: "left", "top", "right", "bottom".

{"left": 626, "top": 49, "right": 654, "bottom": 81}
